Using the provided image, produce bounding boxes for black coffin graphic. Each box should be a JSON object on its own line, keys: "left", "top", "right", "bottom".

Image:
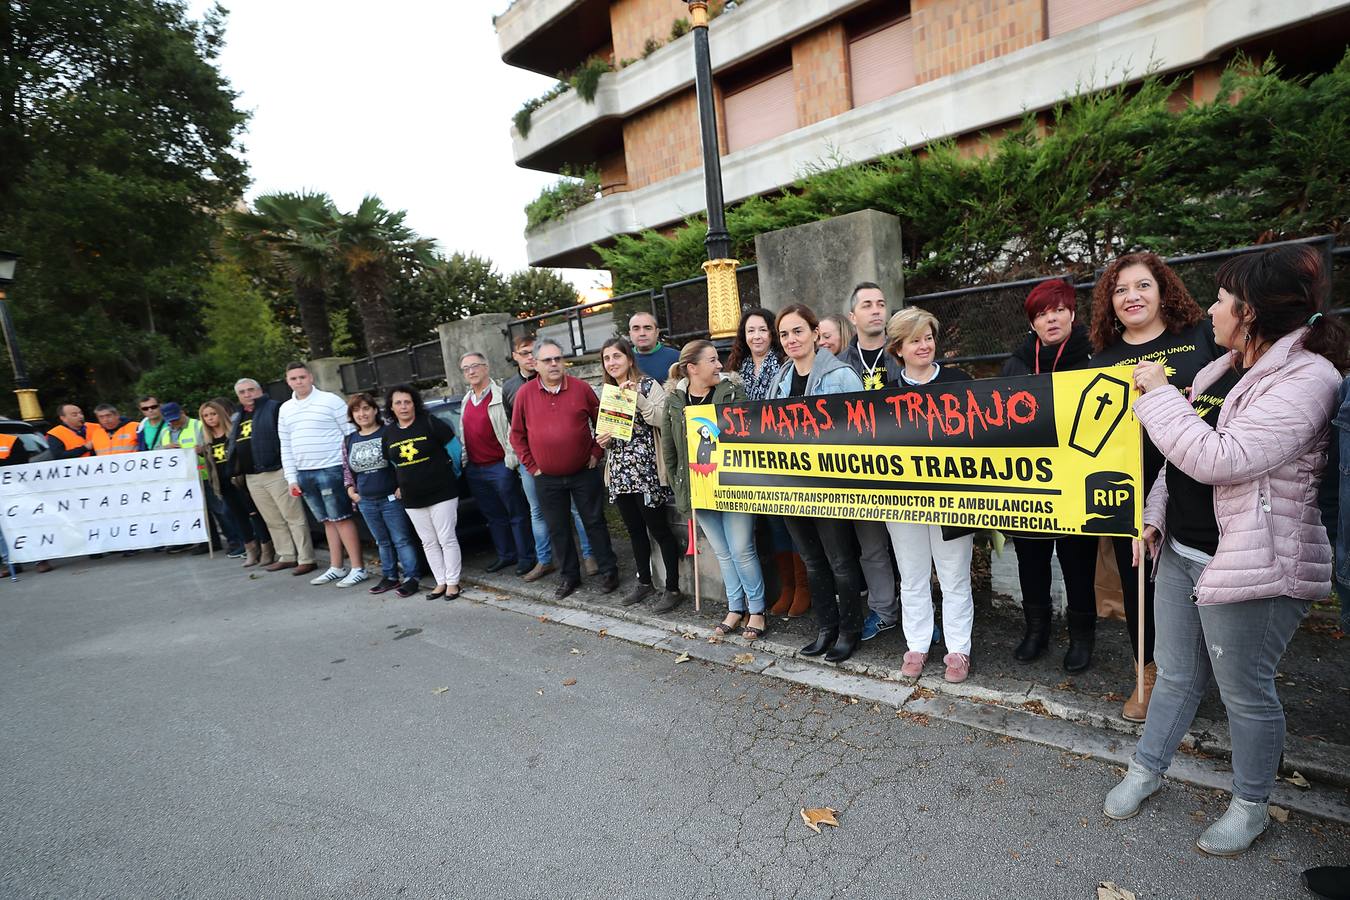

{"left": 1070, "top": 373, "right": 1130, "bottom": 458}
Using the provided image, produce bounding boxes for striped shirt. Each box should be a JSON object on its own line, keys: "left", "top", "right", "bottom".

{"left": 278, "top": 388, "right": 354, "bottom": 483}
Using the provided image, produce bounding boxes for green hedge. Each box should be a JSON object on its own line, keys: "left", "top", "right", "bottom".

{"left": 597, "top": 54, "right": 1350, "bottom": 295}
{"left": 525, "top": 166, "right": 602, "bottom": 233}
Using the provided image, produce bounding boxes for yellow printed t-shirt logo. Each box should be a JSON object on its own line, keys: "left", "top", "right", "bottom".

{"left": 399, "top": 442, "right": 419, "bottom": 463}
{"left": 239, "top": 419, "right": 253, "bottom": 440}
{"left": 862, "top": 370, "right": 886, "bottom": 391}
{"left": 212, "top": 443, "right": 226, "bottom": 463}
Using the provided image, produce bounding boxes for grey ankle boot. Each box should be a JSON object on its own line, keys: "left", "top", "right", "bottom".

{"left": 1104, "top": 758, "right": 1162, "bottom": 820}
{"left": 1196, "top": 796, "right": 1268, "bottom": 857}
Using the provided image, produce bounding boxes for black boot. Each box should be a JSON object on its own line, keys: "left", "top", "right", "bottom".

{"left": 1062, "top": 610, "right": 1096, "bottom": 674}
{"left": 825, "top": 631, "right": 861, "bottom": 663}
{"left": 801, "top": 629, "right": 837, "bottom": 657}
{"left": 1014, "top": 604, "right": 1051, "bottom": 662}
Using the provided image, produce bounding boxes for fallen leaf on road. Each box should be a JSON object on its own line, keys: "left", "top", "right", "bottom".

{"left": 570, "top": 648, "right": 581, "bottom": 654}
{"left": 248, "top": 573, "right": 261, "bottom": 580}
{"left": 536, "top": 689, "right": 544, "bottom": 695}
{"left": 1269, "top": 805, "right": 1290, "bottom": 823}
{"left": 707, "top": 634, "right": 722, "bottom": 644}
{"left": 681, "top": 631, "right": 698, "bottom": 639}
{"left": 731, "top": 652, "right": 755, "bottom": 665}
{"left": 846, "top": 697, "right": 858, "bottom": 705}
{"left": 597, "top": 628, "right": 608, "bottom": 637}
{"left": 896, "top": 710, "right": 930, "bottom": 726}
{"left": 800, "top": 807, "right": 839, "bottom": 834}
{"left": 675, "top": 651, "right": 691, "bottom": 664}
{"left": 432, "top": 687, "right": 448, "bottom": 695}
{"left": 562, "top": 678, "right": 577, "bottom": 686}
{"left": 1097, "top": 883, "right": 1137, "bottom": 900}
{"left": 1283, "top": 771, "right": 1311, "bottom": 789}
{"left": 538, "top": 616, "right": 550, "bottom": 623}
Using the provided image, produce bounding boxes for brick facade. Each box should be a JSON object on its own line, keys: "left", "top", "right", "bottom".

{"left": 610, "top": 0, "right": 691, "bottom": 65}
{"left": 622, "top": 89, "right": 703, "bottom": 190}
{"left": 911, "top": 0, "right": 1044, "bottom": 84}
{"left": 792, "top": 23, "right": 852, "bottom": 127}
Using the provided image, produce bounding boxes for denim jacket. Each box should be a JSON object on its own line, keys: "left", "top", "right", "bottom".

{"left": 766, "top": 349, "right": 865, "bottom": 399}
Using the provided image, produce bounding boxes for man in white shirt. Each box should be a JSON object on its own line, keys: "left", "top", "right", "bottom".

{"left": 278, "top": 361, "right": 365, "bottom": 587}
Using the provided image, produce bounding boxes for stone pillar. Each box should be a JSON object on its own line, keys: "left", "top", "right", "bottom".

{"left": 307, "top": 357, "right": 352, "bottom": 395}
{"left": 753, "top": 209, "right": 905, "bottom": 316}
{"left": 437, "top": 313, "right": 513, "bottom": 395}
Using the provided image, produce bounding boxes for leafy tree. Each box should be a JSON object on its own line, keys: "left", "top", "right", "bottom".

{"left": 388, "top": 252, "right": 511, "bottom": 341}
{"left": 0, "top": 0, "right": 248, "bottom": 413}
{"left": 198, "top": 261, "right": 297, "bottom": 382}
{"left": 222, "top": 191, "right": 337, "bottom": 357}
{"left": 325, "top": 196, "right": 437, "bottom": 354}
{"left": 506, "top": 267, "right": 579, "bottom": 318}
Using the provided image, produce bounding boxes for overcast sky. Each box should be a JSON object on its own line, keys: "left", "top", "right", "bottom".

{"left": 195, "top": 0, "right": 610, "bottom": 293}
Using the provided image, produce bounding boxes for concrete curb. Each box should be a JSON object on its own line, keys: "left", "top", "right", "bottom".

{"left": 463, "top": 572, "right": 1350, "bottom": 826}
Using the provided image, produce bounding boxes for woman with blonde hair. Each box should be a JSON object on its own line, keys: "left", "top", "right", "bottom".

{"left": 198, "top": 398, "right": 250, "bottom": 559}
{"left": 882, "top": 307, "right": 976, "bottom": 683}
{"left": 816, "top": 315, "right": 853, "bottom": 357}
{"left": 661, "top": 341, "right": 767, "bottom": 639}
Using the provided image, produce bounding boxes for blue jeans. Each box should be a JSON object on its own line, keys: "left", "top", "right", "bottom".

{"left": 466, "top": 462, "right": 535, "bottom": 565}
{"left": 1134, "top": 544, "right": 1309, "bottom": 802}
{"left": 356, "top": 496, "right": 420, "bottom": 581}
{"left": 698, "top": 509, "right": 765, "bottom": 614}
{"left": 204, "top": 481, "right": 245, "bottom": 552}
{"left": 519, "top": 467, "right": 591, "bottom": 564}
{"left": 297, "top": 465, "right": 353, "bottom": 522}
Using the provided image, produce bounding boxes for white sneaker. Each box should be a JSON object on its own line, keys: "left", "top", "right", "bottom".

{"left": 310, "top": 566, "right": 349, "bottom": 585}
{"left": 336, "top": 568, "right": 368, "bottom": 588}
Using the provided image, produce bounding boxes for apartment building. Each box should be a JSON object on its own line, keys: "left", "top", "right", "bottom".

{"left": 497, "top": 0, "right": 1350, "bottom": 267}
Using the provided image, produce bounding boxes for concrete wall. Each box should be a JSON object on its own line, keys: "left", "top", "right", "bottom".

{"left": 308, "top": 357, "right": 351, "bottom": 395}
{"left": 753, "top": 209, "right": 904, "bottom": 315}
{"left": 437, "top": 314, "right": 513, "bottom": 397}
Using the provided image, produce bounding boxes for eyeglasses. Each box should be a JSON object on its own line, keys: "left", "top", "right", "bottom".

{"left": 460, "top": 363, "right": 486, "bottom": 373}
{"left": 140, "top": 404, "right": 160, "bottom": 411}
{"left": 536, "top": 356, "right": 563, "bottom": 364}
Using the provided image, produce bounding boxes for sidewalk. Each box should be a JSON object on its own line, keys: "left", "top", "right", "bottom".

{"left": 459, "top": 546, "right": 1350, "bottom": 822}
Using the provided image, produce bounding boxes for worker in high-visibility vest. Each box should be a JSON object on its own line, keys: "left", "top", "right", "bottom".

{"left": 46, "top": 403, "right": 92, "bottom": 459}
{"left": 90, "top": 404, "right": 140, "bottom": 454}
{"left": 157, "top": 402, "right": 211, "bottom": 556}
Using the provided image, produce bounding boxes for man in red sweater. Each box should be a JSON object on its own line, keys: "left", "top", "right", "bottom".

{"left": 508, "top": 339, "right": 619, "bottom": 600}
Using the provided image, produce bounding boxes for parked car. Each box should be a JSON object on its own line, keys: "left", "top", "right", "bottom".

{"left": 0, "top": 418, "right": 52, "bottom": 461}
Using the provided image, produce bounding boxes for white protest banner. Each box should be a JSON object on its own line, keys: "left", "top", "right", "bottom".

{"left": 0, "top": 449, "right": 207, "bottom": 561}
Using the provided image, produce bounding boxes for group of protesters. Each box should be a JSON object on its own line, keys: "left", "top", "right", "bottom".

{"left": 9, "top": 242, "right": 1348, "bottom": 861}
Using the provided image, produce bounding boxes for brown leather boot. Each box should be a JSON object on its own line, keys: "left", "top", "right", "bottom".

{"left": 241, "top": 541, "right": 260, "bottom": 568}
{"left": 256, "top": 541, "right": 276, "bottom": 567}
{"left": 787, "top": 553, "right": 812, "bottom": 618}
{"left": 769, "top": 552, "right": 795, "bottom": 615}
{"left": 1122, "top": 661, "right": 1157, "bottom": 722}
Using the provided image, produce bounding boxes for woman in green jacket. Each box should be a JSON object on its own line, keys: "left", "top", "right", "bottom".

{"left": 661, "top": 341, "right": 768, "bottom": 639}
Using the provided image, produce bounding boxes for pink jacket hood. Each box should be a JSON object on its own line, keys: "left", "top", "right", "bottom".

{"left": 1136, "top": 326, "right": 1339, "bottom": 605}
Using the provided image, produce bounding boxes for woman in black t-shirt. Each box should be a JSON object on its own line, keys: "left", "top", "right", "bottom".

{"left": 198, "top": 399, "right": 249, "bottom": 559}
{"left": 1089, "top": 251, "right": 1220, "bottom": 723}
{"left": 382, "top": 384, "right": 461, "bottom": 601}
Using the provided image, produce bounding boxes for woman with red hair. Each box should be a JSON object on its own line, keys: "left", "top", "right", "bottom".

{"left": 1003, "top": 279, "right": 1099, "bottom": 672}
{"left": 1090, "top": 252, "right": 1222, "bottom": 722}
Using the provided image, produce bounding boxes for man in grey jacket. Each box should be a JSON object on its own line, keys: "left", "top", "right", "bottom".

{"left": 459, "top": 353, "right": 538, "bottom": 577}
{"left": 838, "top": 281, "right": 901, "bottom": 642}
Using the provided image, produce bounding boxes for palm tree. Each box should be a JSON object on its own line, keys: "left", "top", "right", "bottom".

{"left": 325, "top": 196, "right": 438, "bottom": 355}
{"left": 222, "top": 191, "right": 337, "bottom": 358}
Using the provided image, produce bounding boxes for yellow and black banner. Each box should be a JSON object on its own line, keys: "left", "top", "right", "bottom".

{"left": 685, "top": 368, "right": 1142, "bottom": 537}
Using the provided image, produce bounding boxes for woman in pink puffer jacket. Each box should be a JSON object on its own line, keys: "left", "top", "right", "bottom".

{"left": 1102, "top": 244, "right": 1349, "bottom": 857}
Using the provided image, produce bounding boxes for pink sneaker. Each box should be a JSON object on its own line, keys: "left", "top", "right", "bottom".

{"left": 943, "top": 652, "right": 970, "bottom": 683}
{"left": 900, "top": 651, "right": 927, "bottom": 679}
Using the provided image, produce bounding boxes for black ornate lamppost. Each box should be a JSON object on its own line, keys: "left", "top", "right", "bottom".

{"left": 686, "top": 1, "right": 740, "bottom": 340}
{"left": 0, "top": 251, "right": 40, "bottom": 422}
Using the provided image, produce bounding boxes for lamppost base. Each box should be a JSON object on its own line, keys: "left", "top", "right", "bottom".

{"left": 703, "top": 259, "right": 741, "bottom": 340}
{"left": 15, "top": 388, "right": 41, "bottom": 423}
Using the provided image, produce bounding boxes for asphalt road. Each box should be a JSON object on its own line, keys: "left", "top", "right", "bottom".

{"left": 1, "top": 554, "right": 1345, "bottom": 899}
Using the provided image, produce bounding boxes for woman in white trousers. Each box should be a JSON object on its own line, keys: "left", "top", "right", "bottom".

{"left": 881, "top": 308, "right": 976, "bottom": 684}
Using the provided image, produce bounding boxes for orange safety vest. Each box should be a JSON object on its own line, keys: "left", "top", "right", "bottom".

{"left": 0, "top": 433, "right": 17, "bottom": 461}
{"left": 47, "top": 424, "right": 91, "bottom": 457}
{"left": 89, "top": 420, "right": 139, "bottom": 454}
